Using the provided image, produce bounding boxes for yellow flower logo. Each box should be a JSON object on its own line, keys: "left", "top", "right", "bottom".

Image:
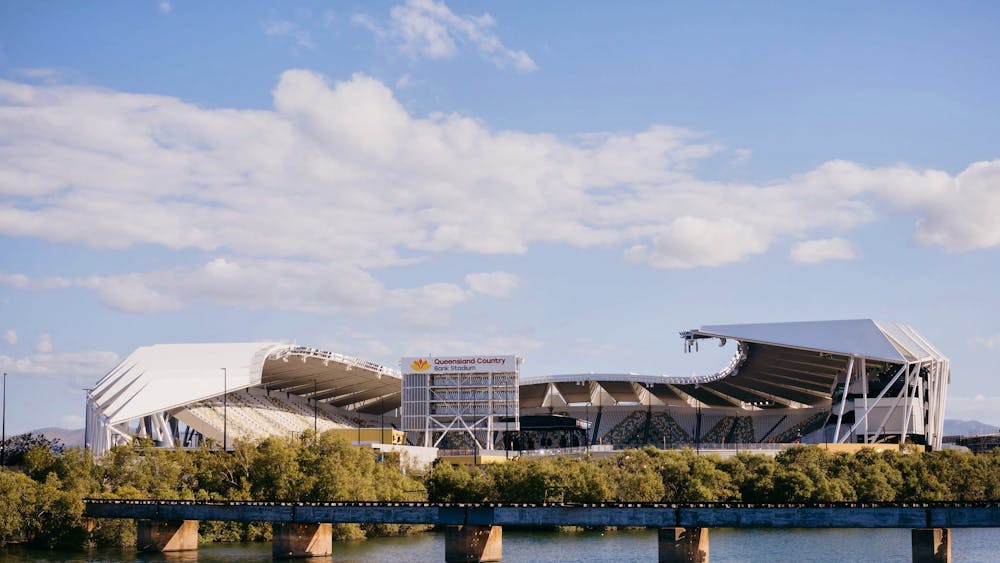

{"left": 410, "top": 358, "right": 431, "bottom": 372}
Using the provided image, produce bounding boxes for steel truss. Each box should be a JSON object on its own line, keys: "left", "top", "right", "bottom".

{"left": 832, "top": 351, "right": 949, "bottom": 450}
{"left": 404, "top": 371, "right": 519, "bottom": 450}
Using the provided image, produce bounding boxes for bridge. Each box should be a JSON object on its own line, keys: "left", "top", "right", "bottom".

{"left": 84, "top": 499, "right": 1000, "bottom": 562}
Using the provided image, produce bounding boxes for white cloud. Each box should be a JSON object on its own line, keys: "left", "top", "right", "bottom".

{"left": 465, "top": 272, "right": 521, "bottom": 297}
{"left": 34, "top": 333, "right": 53, "bottom": 353}
{"left": 356, "top": 0, "right": 536, "bottom": 71}
{"left": 910, "top": 160, "right": 1000, "bottom": 252}
{"left": 0, "top": 72, "right": 998, "bottom": 315}
{"left": 625, "top": 217, "right": 770, "bottom": 269}
{"left": 157, "top": 1, "right": 171, "bottom": 14}
{"left": 790, "top": 237, "right": 857, "bottom": 264}
{"left": 2, "top": 329, "right": 15, "bottom": 345}
{"left": 1, "top": 257, "right": 480, "bottom": 316}
{"left": 263, "top": 20, "right": 315, "bottom": 50}
{"left": 0, "top": 349, "right": 119, "bottom": 385}
{"left": 0, "top": 273, "right": 29, "bottom": 289}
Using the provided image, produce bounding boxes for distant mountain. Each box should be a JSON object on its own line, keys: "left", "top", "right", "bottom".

{"left": 25, "top": 427, "right": 84, "bottom": 448}
{"left": 943, "top": 419, "right": 999, "bottom": 436}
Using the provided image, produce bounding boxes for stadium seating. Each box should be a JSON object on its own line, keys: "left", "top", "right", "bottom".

{"left": 174, "top": 389, "right": 366, "bottom": 443}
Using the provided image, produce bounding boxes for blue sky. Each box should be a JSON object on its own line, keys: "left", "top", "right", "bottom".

{"left": 1, "top": 1, "right": 998, "bottom": 434}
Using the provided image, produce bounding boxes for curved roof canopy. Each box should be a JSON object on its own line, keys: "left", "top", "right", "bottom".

{"left": 683, "top": 319, "right": 943, "bottom": 364}
{"left": 520, "top": 319, "right": 947, "bottom": 410}
{"left": 90, "top": 342, "right": 401, "bottom": 425}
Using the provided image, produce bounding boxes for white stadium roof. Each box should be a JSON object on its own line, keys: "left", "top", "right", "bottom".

{"left": 685, "top": 319, "right": 943, "bottom": 364}
{"left": 89, "top": 342, "right": 401, "bottom": 426}
{"left": 85, "top": 319, "right": 949, "bottom": 452}
{"left": 521, "top": 319, "right": 948, "bottom": 411}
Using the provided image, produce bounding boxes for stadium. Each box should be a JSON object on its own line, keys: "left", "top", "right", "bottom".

{"left": 85, "top": 319, "right": 950, "bottom": 458}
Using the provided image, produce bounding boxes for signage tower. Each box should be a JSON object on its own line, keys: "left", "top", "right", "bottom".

{"left": 401, "top": 355, "right": 520, "bottom": 450}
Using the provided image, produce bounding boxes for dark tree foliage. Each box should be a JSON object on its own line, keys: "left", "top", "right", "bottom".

{"left": 3, "top": 441, "right": 1000, "bottom": 549}
{"left": 0, "top": 431, "right": 426, "bottom": 548}
{"left": 1, "top": 433, "right": 65, "bottom": 467}
{"left": 426, "top": 446, "right": 1000, "bottom": 505}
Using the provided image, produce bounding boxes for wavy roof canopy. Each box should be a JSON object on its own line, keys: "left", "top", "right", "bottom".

{"left": 90, "top": 342, "right": 401, "bottom": 425}
{"left": 520, "top": 320, "right": 946, "bottom": 410}
{"left": 686, "top": 319, "right": 943, "bottom": 363}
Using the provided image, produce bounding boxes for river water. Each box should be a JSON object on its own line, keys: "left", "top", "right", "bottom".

{"left": 2, "top": 528, "right": 998, "bottom": 562}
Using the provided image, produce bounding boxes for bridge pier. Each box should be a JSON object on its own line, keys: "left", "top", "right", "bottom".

{"left": 445, "top": 525, "right": 503, "bottom": 562}
{"left": 912, "top": 528, "right": 951, "bottom": 563}
{"left": 659, "top": 527, "right": 709, "bottom": 563}
{"left": 272, "top": 522, "right": 333, "bottom": 558}
{"left": 136, "top": 519, "right": 199, "bottom": 552}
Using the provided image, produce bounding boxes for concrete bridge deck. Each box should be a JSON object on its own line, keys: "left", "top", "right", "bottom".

{"left": 84, "top": 500, "right": 1000, "bottom": 561}
{"left": 83, "top": 499, "right": 1000, "bottom": 528}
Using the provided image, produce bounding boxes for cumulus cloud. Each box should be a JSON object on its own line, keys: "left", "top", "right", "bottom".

{"left": 2, "top": 329, "right": 15, "bottom": 345}
{"left": 909, "top": 161, "right": 1000, "bottom": 251}
{"left": 0, "top": 72, "right": 998, "bottom": 312}
{"left": 625, "top": 217, "right": 770, "bottom": 269}
{"left": 790, "top": 237, "right": 857, "bottom": 264}
{"left": 355, "top": 0, "right": 536, "bottom": 71}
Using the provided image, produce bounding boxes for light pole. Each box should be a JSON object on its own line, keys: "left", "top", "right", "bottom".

{"left": 222, "top": 367, "right": 228, "bottom": 451}
{"left": 504, "top": 379, "right": 510, "bottom": 459}
{"left": 313, "top": 379, "right": 318, "bottom": 437}
{"left": 83, "top": 388, "right": 92, "bottom": 453}
{"left": 597, "top": 390, "right": 602, "bottom": 446}
{"left": 1, "top": 372, "right": 6, "bottom": 466}
{"left": 695, "top": 404, "right": 702, "bottom": 454}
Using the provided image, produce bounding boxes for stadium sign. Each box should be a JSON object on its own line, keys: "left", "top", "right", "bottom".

{"left": 401, "top": 355, "right": 518, "bottom": 375}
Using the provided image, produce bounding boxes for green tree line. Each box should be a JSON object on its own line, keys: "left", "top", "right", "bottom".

{"left": 0, "top": 430, "right": 427, "bottom": 548}
{"left": 426, "top": 446, "right": 1000, "bottom": 504}
{"left": 2, "top": 434, "right": 1000, "bottom": 550}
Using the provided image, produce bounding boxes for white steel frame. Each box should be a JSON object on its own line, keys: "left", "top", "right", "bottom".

{"left": 86, "top": 344, "right": 400, "bottom": 456}
{"left": 402, "top": 370, "right": 519, "bottom": 450}
{"left": 833, "top": 354, "right": 949, "bottom": 450}
{"left": 681, "top": 321, "right": 950, "bottom": 450}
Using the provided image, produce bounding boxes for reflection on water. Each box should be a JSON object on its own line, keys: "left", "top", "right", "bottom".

{"left": 2, "top": 528, "right": 999, "bottom": 562}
